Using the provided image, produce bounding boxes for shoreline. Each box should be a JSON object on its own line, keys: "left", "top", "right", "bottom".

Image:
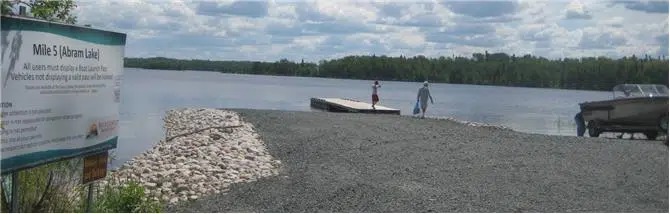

{"left": 128, "top": 67, "right": 619, "bottom": 94}
{"left": 127, "top": 67, "right": 612, "bottom": 92}
{"left": 417, "top": 114, "right": 667, "bottom": 140}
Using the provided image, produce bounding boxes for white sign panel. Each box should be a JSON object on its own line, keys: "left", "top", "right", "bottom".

{"left": 1, "top": 16, "right": 126, "bottom": 173}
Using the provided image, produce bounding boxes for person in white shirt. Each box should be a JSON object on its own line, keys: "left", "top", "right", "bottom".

{"left": 372, "top": 81, "right": 381, "bottom": 109}
{"left": 416, "top": 81, "right": 434, "bottom": 118}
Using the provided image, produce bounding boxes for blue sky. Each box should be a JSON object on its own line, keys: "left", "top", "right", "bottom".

{"left": 67, "top": 0, "right": 670, "bottom": 62}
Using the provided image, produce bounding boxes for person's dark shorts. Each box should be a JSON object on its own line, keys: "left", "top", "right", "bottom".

{"left": 372, "top": 94, "right": 379, "bottom": 102}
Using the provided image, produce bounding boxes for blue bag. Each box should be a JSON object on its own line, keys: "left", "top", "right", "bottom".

{"left": 413, "top": 101, "right": 420, "bottom": 114}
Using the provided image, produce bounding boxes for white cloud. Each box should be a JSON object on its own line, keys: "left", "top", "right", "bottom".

{"left": 70, "top": 0, "right": 670, "bottom": 62}
{"left": 565, "top": 0, "right": 593, "bottom": 19}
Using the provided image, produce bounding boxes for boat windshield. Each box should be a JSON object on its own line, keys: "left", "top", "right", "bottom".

{"left": 613, "top": 84, "right": 669, "bottom": 98}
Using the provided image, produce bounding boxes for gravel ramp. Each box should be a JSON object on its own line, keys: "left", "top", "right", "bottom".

{"left": 168, "top": 109, "right": 668, "bottom": 213}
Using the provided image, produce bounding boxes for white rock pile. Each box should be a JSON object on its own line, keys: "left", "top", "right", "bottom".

{"left": 101, "top": 108, "right": 281, "bottom": 205}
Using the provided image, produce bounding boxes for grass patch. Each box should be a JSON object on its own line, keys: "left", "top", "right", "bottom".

{"left": 1, "top": 154, "right": 163, "bottom": 213}
{"left": 88, "top": 179, "right": 163, "bottom": 213}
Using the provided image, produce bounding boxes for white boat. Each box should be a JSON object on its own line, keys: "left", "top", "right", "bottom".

{"left": 579, "top": 84, "right": 669, "bottom": 140}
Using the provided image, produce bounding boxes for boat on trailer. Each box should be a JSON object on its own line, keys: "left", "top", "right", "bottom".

{"left": 579, "top": 84, "right": 669, "bottom": 140}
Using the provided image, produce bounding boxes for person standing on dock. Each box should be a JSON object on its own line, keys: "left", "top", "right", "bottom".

{"left": 417, "top": 81, "right": 434, "bottom": 119}
{"left": 372, "top": 80, "right": 381, "bottom": 109}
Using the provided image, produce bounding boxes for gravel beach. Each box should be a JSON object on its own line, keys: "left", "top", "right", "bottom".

{"left": 167, "top": 109, "right": 668, "bottom": 213}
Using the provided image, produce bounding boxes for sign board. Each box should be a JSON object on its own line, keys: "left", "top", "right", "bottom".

{"left": 82, "top": 151, "right": 108, "bottom": 184}
{"left": 1, "top": 15, "right": 126, "bottom": 174}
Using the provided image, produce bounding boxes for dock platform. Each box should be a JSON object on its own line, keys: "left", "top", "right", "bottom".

{"left": 310, "top": 98, "right": 401, "bottom": 115}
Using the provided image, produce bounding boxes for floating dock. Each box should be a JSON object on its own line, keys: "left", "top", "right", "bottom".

{"left": 310, "top": 98, "right": 401, "bottom": 115}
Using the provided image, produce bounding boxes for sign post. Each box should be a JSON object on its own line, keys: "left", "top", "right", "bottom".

{"left": 86, "top": 182, "right": 94, "bottom": 212}
{"left": 10, "top": 172, "right": 18, "bottom": 213}
{"left": 1, "top": 15, "right": 126, "bottom": 211}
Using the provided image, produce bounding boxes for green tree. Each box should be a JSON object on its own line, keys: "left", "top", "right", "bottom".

{"left": 2, "top": 0, "right": 77, "bottom": 24}
{"left": 1, "top": 0, "right": 16, "bottom": 15}
{"left": 123, "top": 52, "right": 669, "bottom": 91}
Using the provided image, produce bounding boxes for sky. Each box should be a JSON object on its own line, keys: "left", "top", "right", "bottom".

{"left": 66, "top": 0, "right": 670, "bottom": 62}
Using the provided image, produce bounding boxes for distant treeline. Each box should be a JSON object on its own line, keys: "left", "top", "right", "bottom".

{"left": 124, "top": 52, "right": 669, "bottom": 91}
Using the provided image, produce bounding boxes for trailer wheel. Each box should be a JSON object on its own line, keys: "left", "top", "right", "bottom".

{"left": 644, "top": 131, "right": 659, "bottom": 140}
{"left": 587, "top": 120, "right": 601, "bottom": 137}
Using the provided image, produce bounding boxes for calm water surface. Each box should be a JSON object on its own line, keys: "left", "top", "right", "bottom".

{"left": 113, "top": 68, "right": 611, "bottom": 167}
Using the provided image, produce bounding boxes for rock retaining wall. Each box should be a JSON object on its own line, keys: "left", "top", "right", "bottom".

{"left": 101, "top": 108, "right": 282, "bottom": 205}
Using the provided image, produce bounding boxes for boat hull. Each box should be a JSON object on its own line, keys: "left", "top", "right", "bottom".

{"left": 580, "top": 96, "right": 668, "bottom": 129}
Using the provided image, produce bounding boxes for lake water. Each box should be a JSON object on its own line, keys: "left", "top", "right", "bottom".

{"left": 112, "top": 68, "right": 611, "bottom": 167}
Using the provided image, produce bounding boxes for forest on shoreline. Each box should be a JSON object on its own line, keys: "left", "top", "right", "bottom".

{"left": 124, "top": 52, "right": 669, "bottom": 91}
